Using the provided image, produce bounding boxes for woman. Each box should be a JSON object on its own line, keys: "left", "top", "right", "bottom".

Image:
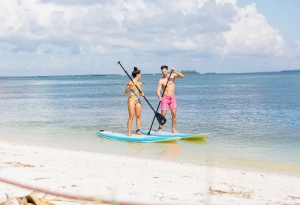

{"left": 125, "top": 67, "right": 144, "bottom": 136}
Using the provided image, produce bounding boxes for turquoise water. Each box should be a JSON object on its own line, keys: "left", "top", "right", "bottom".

{"left": 0, "top": 73, "right": 299, "bottom": 173}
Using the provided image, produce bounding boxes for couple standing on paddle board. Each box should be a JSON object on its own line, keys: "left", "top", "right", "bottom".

{"left": 125, "top": 66, "right": 184, "bottom": 136}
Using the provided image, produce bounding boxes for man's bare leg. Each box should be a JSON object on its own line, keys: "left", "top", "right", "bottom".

{"left": 171, "top": 109, "right": 177, "bottom": 133}
{"left": 157, "top": 110, "right": 167, "bottom": 134}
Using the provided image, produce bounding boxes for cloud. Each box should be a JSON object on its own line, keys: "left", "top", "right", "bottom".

{"left": 42, "top": 56, "right": 82, "bottom": 69}
{"left": 90, "top": 45, "right": 107, "bottom": 54}
{"left": 0, "top": 0, "right": 299, "bottom": 74}
{"left": 0, "top": 0, "right": 287, "bottom": 55}
{"left": 222, "top": 3, "right": 288, "bottom": 56}
{"left": 296, "top": 40, "right": 300, "bottom": 53}
{"left": 38, "top": 0, "right": 102, "bottom": 5}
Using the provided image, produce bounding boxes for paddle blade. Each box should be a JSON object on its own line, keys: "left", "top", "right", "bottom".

{"left": 155, "top": 112, "right": 167, "bottom": 125}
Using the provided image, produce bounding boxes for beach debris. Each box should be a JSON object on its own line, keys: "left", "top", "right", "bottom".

{"left": 1, "top": 192, "right": 105, "bottom": 205}
{"left": 3, "top": 162, "right": 34, "bottom": 168}
{"left": 209, "top": 186, "right": 253, "bottom": 198}
{"left": 1, "top": 192, "right": 54, "bottom": 205}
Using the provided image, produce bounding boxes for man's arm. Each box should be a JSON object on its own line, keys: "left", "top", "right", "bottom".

{"left": 156, "top": 80, "right": 162, "bottom": 101}
{"left": 171, "top": 68, "right": 184, "bottom": 78}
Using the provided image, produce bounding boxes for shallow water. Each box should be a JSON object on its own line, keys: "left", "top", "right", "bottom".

{"left": 1, "top": 73, "right": 300, "bottom": 174}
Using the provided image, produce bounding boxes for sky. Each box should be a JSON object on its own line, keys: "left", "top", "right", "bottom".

{"left": 0, "top": 0, "right": 299, "bottom": 76}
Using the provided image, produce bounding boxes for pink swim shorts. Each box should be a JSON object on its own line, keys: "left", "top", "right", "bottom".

{"left": 161, "top": 95, "right": 177, "bottom": 111}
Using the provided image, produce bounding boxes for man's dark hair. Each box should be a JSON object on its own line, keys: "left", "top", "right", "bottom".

{"left": 161, "top": 65, "right": 168, "bottom": 70}
{"left": 132, "top": 67, "right": 141, "bottom": 77}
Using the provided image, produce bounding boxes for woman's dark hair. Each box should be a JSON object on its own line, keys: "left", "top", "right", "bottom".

{"left": 132, "top": 67, "right": 141, "bottom": 77}
{"left": 161, "top": 65, "right": 168, "bottom": 70}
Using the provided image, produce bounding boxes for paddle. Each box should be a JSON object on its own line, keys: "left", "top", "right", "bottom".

{"left": 118, "top": 61, "right": 167, "bottom": 126}
{"left": 147, "top": 69, "right": 173, "bottom": 135}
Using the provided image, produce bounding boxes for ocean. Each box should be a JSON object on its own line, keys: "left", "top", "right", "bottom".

{"left": 0, "top": 72, "right": 299, "bottom": 174}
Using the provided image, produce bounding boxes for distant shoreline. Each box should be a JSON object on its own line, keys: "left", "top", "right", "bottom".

{"left": 1, "top": 70, "right": 299, "bottom": 78}
{"left": 0, "top": 74, "right": 120, "bottom": 78}
{"left": 281, "top": 69, "right": 300, "bottom": 72}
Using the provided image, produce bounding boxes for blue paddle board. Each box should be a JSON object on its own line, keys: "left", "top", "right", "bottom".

{"left": 98, "top": 131, "right": 181, "bottom": 143}
{"left": 140, "top": 129, "right": 209, "bottom": 140}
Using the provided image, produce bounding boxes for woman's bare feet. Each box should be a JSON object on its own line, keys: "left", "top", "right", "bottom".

{"left": 127, "top": 133, "right": 132, "bottom": 136}
{"left": 136, "top": 129, "right": 142, "bottom": 135}
{"left": 172, "top": 129, "right": 177, "bottom": 133}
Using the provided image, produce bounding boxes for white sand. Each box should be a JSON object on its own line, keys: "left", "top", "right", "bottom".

{"left": 0, "top": 141, "right": 300, "bottom": 205}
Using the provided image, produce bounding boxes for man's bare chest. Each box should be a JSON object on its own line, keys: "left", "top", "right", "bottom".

{"left": 161, "top": 78, "right": 175, "bottom": 87}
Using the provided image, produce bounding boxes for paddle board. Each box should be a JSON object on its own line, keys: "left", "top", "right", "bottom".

{"left": 98, "top": 131, "right": 181, "bottom": 143}
{"left": 140, "top": 129, "right": 209, "bottom": 140}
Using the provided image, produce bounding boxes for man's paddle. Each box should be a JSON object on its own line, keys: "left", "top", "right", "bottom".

{"left": 118, "top": 61, "right": 167, "bottom": 126}
{"left": 147, "top": 69, "right": 173, "bottom": 135}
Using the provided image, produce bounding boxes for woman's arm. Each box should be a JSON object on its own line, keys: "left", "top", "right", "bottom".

{"left": 125, "top": 81, "right": 132, "bottom": 94}
{"left": 139, "top": 82, "right": 144, "bottom": 96}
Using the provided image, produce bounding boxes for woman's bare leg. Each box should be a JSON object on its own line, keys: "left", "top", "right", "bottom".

{"left": 127, "top": 99, "right": 135, "bottom": 136}
{"left": 135, "top": 101, "right": 142, "bottom": 135}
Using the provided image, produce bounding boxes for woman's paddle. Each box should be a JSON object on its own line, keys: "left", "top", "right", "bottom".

{"left": 118, "top": 61, "right": 167, "bottom": 126}
{"left": 147, "top": 70, "right": 173, "bottom": 135}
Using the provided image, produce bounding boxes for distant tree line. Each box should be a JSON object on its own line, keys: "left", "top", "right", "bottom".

{"left": 281, "top": 69, "right": 300, "bottom": 72}
{"left": 180, "top": 70, "right": 200, "bottom": 74}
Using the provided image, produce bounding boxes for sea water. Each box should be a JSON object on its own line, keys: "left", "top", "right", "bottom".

{"left": 0, "top": 72, "right": 299, "bottom": 174}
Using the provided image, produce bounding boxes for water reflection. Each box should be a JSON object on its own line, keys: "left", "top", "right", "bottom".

{"left": 158, "top": 142, "right": 183, "bottom": 160}
{"left": 124, "top": 137, "right": 209, "bottom": 162}
{"left": 182, "top": 138, "right": 209, "bottom": 145}
{"left": 125, "top": 140, "right": 184, "bottom": 161}
{"left": 126, "top": 142, "right": 147, "bottom": 157}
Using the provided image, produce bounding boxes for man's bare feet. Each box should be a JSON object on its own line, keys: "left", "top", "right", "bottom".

{"left": 127, "top": 133, "right": 132, "bottom": 136}
{"left": 157, "top": 128, "right": 162, "bottom": 134}
{"left": 136, "top": 129, "right": 142, "bottom": 135}
{"left": 172, "top": 129, "right": 177, "bottom": 133}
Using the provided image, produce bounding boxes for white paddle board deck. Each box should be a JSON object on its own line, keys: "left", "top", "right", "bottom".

{"left": 140, "top": 129, "right": 209, "bottom": 140}
{"left": 98, "top": 131, "right": 181, "bottom": 143}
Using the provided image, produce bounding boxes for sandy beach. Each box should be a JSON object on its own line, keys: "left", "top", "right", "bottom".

{"left": 0, "top": 141, "right": 300, "bottom": 205}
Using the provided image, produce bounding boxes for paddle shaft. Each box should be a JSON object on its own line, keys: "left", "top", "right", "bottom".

{"left": 118, "top": 61, "right": 157, "bottom": 113}
{"left": 147, "top": 70, "right": 173, "bottom": 135}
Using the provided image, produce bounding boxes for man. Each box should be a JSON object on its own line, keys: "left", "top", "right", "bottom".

{"left": 156, "top": 65, "right": 184, "bottom": 133}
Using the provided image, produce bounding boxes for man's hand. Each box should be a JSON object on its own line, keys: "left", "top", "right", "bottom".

{"left": 171, "top": 67, "right": 184, "bottom": 78}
